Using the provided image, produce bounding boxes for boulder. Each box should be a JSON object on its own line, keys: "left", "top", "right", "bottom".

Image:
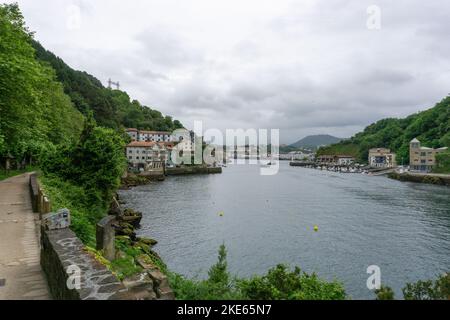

{"left": 137, "top": 237, "right": 158, "bottom": 246}
{"left": 122, "top": 272, "right": 157, "bottom": 300}
{"left": 136, "top": 254, "right": 158, "bottom": 270}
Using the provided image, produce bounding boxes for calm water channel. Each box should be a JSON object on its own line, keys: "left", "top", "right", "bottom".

{"left": 119, "top": 162, "right": 450, "bottom": 299}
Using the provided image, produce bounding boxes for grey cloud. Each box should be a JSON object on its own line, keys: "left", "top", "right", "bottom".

{"left": 13, "top": 0, "right": 450, "bottom": 143}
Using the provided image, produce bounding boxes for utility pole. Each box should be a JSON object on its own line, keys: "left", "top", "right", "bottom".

{"left": 107, "top": 78, "right": 120, "bottom": 90}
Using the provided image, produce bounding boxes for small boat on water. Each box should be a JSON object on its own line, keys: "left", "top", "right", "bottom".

{"left": 260, "top": 160, "right": 278, "bottom": 168}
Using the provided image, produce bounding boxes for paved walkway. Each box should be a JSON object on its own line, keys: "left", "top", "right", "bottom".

{"left": 0, "top": 173, "right": 51, "bottom": 300}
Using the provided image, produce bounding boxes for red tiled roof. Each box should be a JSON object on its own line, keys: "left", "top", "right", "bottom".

{"left": 127, "top": 141, "right": 156, "bottom": 147}
{"left": 140, "top": 130, "right": 171, "bottom": 135}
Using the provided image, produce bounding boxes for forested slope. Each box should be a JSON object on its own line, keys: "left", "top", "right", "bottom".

{"left": 32, "top": 41, "right": 183, "bottom": 131}
{"left": 317, "top": 97, "right": 450, "bottom": 164}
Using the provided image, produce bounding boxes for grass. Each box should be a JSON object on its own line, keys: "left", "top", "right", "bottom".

{"left": 0, "top": 166, "right": 37, "bottom": 181}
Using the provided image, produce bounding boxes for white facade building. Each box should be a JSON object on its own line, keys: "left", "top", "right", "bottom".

{"left": 126, "top": 141, "right": 174, "bottom": 170}
{"left": 125, "top": 128, "right": 173, "bottom": 142}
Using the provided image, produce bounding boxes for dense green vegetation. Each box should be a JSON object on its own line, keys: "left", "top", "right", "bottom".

{"left": 317, "top": 97, "right": 450, "bottom": 164}
{"left": 169, "top": 245, "right": 347, "bottom": 300}
{"left": 375, "top": 273, "right": 450, "bottom": 300}
{"left": 0, "top": 4, "right": 83, "bottom": 166}
{"left": 434, "top": 151, "right": 450, "bottom": 173}
{"left": 32, "top": 41, "right": 183, "bottom": 132}
{"left": 0, "top": 3, "right": 179, "bottom": 279}
{"left": 40, "top": 118, "right": 126, "bottom": 246}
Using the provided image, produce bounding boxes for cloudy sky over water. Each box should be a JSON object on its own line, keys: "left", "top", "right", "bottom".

{"left": 9, "top": 0, "right": 450, "bottom": 144}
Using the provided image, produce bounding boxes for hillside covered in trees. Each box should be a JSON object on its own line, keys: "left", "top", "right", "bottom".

{"left": 317, "top": 97, "right": 450, "bottom": 164}
{"left": 0, "top": 3, "right": 182, "bottom": 167}
{"left": 32, "top": 41, "right": 183, "bottom": 132}
{"left": 0, "top": 4, "right": 84, "bottom": 165}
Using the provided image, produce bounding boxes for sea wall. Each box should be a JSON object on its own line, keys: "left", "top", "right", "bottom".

{"left": 388, "top": 172, "right": 450, "bottom": 186}
{"left": 166, "top": 166, "right": 222, "bottom": 175}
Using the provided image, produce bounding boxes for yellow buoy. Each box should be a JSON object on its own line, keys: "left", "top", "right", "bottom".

{"left": 219, "top": 211, "right": 224, "bottom": 217}
{"left": 314, "top": 225, "right": 319, "bottom": 232}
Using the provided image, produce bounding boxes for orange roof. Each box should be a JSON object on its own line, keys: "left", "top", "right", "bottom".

{"left": 127, "top": 141, "right": 156, "bottom": 147}
{"left": 126, "top": 128, "right": 138, "bottom": 132}
{"left": 140, "top": 130, "right": 171, "bottom": 135}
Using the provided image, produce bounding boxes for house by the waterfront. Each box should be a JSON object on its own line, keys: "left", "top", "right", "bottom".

{"left": 409, "top": 138, "right": 448, "bottom": 172}
{"left": 125, "top": 128, "right": 173, "bottom": 142}
{"left": 126, "top": 141, "right": 175, "bottom": 171}
{"left": 316, "top": 155, "right": 335, "bottom": 164}
{"left": 336, "top": 155, "right": 355, "bottom": 166}
{"left": 368, "top": 148, "right": 396, "bottom": 168}
{"left": 316, "top": 155, "right": 355, "bottom": 165}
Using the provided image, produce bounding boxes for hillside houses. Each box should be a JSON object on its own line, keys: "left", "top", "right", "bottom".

{"left": 125, "top": 128, "right": 199, "bottom": 171}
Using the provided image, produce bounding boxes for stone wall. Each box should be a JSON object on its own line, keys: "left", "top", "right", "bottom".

{"left": 41, "top": 227, "right": 133, "bottom": 300}
{"left": 33, "top": 174, "right": 174, "bottom": 300}
{"left": 166, "top": 166, "right": 222, "bottom": 175}
{"left": 389, "top": 172, "right": 450, "bottom": 186}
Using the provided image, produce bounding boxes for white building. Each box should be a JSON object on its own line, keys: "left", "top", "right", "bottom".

{"left": 126, "top": 141, "right": 175, "bottom": 171}
{"left": 336, "top": 155, "right": 355, "bottom": 166}
{"left": 279, "top": 151, "right": 315, "bottom": 161}
{"left": 125, "top": 128, "right": 173, "bottom": 142}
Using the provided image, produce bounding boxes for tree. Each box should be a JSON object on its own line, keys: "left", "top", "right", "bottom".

{"left": 375, "top": 286, "right": 395, "bottom": 300}
{"left": 403, "top": 273, "right": 450, "bottom": 300}
{"left": 208, "top": 244, "right": 229, "bottom": 285}
{"left": 0, "top": 3, "right": 83, "bottom": 166}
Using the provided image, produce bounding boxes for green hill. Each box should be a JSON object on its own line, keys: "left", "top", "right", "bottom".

{"left": 317, "top": 97, "right": 450, "bottom": 164}
{"left": 31, "top": 41, "right": 183, "bottom": 132}
{"left": 290, "top": 134, "right": 343, "bottom": 149}
{"left": 0, "top": 3, "right": 182, "bottom": 168}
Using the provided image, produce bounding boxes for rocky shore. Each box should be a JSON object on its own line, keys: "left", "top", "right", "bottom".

{"left": 107, "top": 195, "right": 174, "bottom": 299}
{"left": 120, "top": 172, "right": 164, "bottom": 190}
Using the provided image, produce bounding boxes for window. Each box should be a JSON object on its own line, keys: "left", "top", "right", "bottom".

{"left": 129, "top": 156, "right": 132, "bottom": 160}
{"left": 136, "top": 157, "right": 139, "bottom": 159}
{"left": 420, "top": 152, "right": 426, "bottom": 156}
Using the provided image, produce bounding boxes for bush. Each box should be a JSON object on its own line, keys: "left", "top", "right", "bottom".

{"left": 434, "top": 152, "right": 450, "bottom": 174}
{"left": 375, "top": 286, "right": 395, "bottom": 300}
{"left": 39, "top": 175, "right": 97, "bottom": 246}
{"left": 239, "top": 265, "right": 346, "bottom": 300}
{"left": 169, "top": 245, "right": 347, "bottom": 300}
{"left": 41, "top": 117, "right": 126, "bottom": 203}
{"left": 403, "top": 273, "right": 450, "bottom": 300}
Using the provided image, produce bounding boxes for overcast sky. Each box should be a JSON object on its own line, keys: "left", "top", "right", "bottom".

{"left": 8, "top": 0, "right": 450, "bottom": 144}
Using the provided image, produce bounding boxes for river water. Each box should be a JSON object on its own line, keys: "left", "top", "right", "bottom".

{"left": 118, "top": 162, "right": 450, "bottom": 299}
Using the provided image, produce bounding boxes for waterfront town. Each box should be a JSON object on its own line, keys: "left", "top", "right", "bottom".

{"left": 124, "top": 127, "right": 448, "bottom": 180}
{"left": 1, "top": 1, "right": 449, "bottom": 305}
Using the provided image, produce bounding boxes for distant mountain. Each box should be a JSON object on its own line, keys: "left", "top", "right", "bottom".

{"left": 290, "top": 135, "right": 343, "bottom": 149}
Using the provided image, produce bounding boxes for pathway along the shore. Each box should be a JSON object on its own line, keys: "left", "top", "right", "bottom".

{"left": 0, "top": 173, "right": 51, "bottom": 300}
